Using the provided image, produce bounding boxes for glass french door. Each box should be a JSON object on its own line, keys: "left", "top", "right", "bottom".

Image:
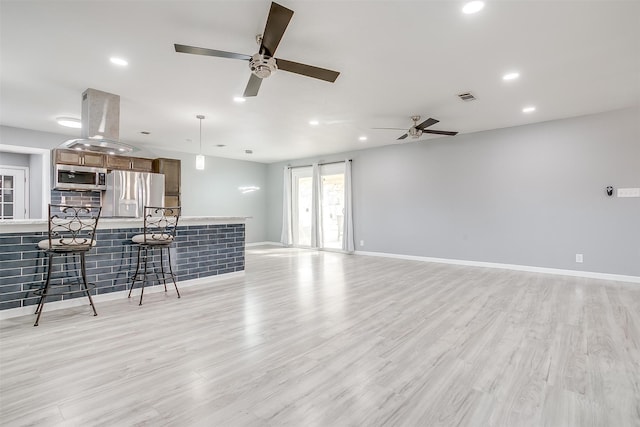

{"left": 290, "top": 163, "right": 346, "bottom": 249}
{"left": 291, "top": 167, "right": 313, "bottom": 247}
{"left": 319, "top": 163, "right": 345, "bottom": 249}
{"left": 0, "top": 167, "right": 27, "bottom": 219}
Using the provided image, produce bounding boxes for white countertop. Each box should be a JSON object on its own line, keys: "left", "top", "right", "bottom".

{"left": 0, "top": 216, "right": 249, "bottom": 233}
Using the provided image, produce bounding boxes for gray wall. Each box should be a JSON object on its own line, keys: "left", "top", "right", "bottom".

{"left": 152, "top": 148, "right": 268, "bottom": 243}
{"left": 266, "top": 107, "right": 640, "bottom": 277}
{"left": 28, "top": 153, "right": 43, "bottom": 218}
{"left": 0, "top": 151, "right": 30, "bottom": 167}
{"left": 0, "top": 125, "right": 268, "bottom": 243}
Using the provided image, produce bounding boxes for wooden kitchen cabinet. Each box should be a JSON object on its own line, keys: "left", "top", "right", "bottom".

{"left": 163, "top": 195, "right": 181, "bottom": 208}
{"left": 153, "top": 158, "right": 181, "bottom": 207}
{"left": 55, "top": 149, "right": 105, "bottom": 167}
{"left": 105, "top": 155, "right": 154, "bottom": 172}
{"left": 105, "top": 155, "right": 131, "bottom": 170}
{"left": 131, "top": 157, "right": 153, "bottom": 172}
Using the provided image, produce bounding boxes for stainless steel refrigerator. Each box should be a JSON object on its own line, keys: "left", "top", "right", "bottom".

{"left": 101, "top": 171, "right": 165, "bottom": 217}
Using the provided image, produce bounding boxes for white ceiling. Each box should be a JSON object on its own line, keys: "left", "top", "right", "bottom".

{"left": 1, "top": 0, "right": 639, "bottom": 163}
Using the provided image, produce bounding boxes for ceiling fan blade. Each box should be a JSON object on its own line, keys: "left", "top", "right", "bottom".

{"left": 397, "top": 134, "right": 408, "bottom": 140}
{"left": 243, "top": 74, "right": 263, "bottom": 97}
{"left": 174, "top": 44, "right": 251, "bottom": 61}
{"left": 276, "top": 59, "right": 340, "bottom": 82}
{"left": 416, "top": 118, "right": 439, "bottom": 130}
{"left": 423, "top": 129, "right": 459, "bottom": 136}
{"left": 260, "top": 2, "right": 294, "bottom": 57}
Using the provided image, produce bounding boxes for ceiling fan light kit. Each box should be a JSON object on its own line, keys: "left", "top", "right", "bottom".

{"left": 249, "top": 54, "right": 277, "bottom": 79}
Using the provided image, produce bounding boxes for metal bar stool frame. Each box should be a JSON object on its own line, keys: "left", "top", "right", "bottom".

{"left": 128, "top": 206, "right": 181, "bottom": 305}
{"left": 34, "top": 204, "right": 102, "bottom": 326}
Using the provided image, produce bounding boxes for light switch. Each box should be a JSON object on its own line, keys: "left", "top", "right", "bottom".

{"left": 617, "top": 188, "right": 640, "bottom": 198}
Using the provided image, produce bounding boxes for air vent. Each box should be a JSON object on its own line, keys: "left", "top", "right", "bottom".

{"left": 457, "top": 92, "right": 477, "bottom": 102}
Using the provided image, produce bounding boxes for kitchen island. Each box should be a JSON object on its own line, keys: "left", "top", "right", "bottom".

{"left": 0, "top": 216, "right": 247, "bottom": 312}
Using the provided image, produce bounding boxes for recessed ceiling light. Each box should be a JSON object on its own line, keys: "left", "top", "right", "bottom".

{"left": 462, "top": 1, "right": 484, "bottom": 14}
{"left": 110, "top": 57, "right": 128, "bottom": 66}
{"left": 118, "top": 148, "right": 126, "bottom": 152}
{"left": 75, "top": 147, "right": 83, "bottom": 151}
{"left": 309, "top": 120, "right": 319, "bottom": 126}
{"left": 140, "top": 131, "right": 150, "bottom": 135}
{"left": 216, "top": 144, "right": 226, "bottom": 148}
{"left": 503, "top": 72, "right": 520, "bottom": 81}
{"left": 233, "top": 97, "right": 246, "bottom": 103}
{"left": 245, "top": 149, "right": 253, "bottom": 154}
{"left": 56, "top": 117, "right": 82, "bottom": 128}
{"left": 108, "top": 151, "right": 116, "bottom": 155}
{"left": 359, "top": 136, "right": 367, "bottom": 141}
{"left": 522, "top": 106, "right": 536, "bottom": 113}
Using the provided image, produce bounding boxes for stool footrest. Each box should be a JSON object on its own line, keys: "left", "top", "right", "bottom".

{"left": 33, "top": 281, "right": 96, "bottom": 297}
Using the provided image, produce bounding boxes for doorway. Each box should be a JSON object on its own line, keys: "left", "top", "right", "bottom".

{"left": 290, "top": 163, "right": 346, "bottom": 249}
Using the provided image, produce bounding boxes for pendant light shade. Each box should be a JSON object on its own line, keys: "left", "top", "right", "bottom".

{"left": 196, "top": 115, "right": 205, "bottom": 170}
{"left": 195, "top": 154, "right": 205, "bottom": 170}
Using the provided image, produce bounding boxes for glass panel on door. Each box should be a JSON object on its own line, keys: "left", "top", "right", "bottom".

{"left": 320, "top": 164, "right": 345, "bottom": 249}
{"left": 0, "top": 169, "right": 26, "bottom": 220}
{"left": 292, "top": 167, "right": 313, "bottom": 247}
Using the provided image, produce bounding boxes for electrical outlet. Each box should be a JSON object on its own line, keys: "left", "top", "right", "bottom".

{"left": 575, "top": 254, "right": 583, "bottom": 263}
{"left": 359, "top": 240, "right": 365, "bottom": 247}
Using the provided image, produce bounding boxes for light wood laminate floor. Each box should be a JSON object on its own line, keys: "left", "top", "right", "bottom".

{"left": 1, "top": 246, "right": 639, "bottom": 426}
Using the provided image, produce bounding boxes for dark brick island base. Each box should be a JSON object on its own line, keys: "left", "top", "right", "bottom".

{"left": 0, "top": 217, "right": 246, "bottom": 312}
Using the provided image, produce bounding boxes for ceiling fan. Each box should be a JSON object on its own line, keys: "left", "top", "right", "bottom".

{"left": 375, "top": 116, "right": 459, "bottom": 140}
{"left": 174, "top": 2, "right": 340, "bottom": 97}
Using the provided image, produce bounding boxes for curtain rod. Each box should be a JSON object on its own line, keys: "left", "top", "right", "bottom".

{"left": 288, "top": 159, "right": 351, "bottom": 169}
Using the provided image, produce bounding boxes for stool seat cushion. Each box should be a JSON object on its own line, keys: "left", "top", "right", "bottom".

{"left": 38, "top": 239, "right": 96, "bottom": 251}
{"left": 132, "top": 233, "right": 174, "bottom": 245}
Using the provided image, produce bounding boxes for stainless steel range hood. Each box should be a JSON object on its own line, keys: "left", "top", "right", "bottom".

{"left": 60, "top": 88, "right": 135, "bottom": 154}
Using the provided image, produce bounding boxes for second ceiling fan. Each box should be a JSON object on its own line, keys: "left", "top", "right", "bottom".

{"left": 376, "top": 116, "right": 458, "bottom": 140}
{"left": 175, "top": 2, "right": 340, "bottom": 97}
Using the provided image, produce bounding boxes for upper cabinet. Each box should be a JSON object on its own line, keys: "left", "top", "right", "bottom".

{"left": 131, "top": 157, "right": 153, "bottom": 172}
{"left": 55, "top": 149, "right": 105, "bottom": 168}
{"left": 153, "top": 158, "right": 181, "bottom": 194}
{"left": 55, "top": 149, "right": 172, "bottom": 175}
{"left": 105, "top": 155, "right": 154, "bottom": 172}
{"left": 153, "top": 158, "right": 181, "bottom": 207}
{"left": 105, "top": 155, "right": 130, "bottom": 170}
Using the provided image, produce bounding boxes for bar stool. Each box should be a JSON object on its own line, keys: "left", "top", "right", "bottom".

{"left": 128, "top": 206, "right": 181, "bottom": 305}
{"left": 34, "top": 204, "right": 102, "bottom": 326}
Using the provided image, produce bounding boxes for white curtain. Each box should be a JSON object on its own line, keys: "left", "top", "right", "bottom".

{"left": 342, "top": 160, "right": 355, "bottom": 252}
{"left": 280, "top": 166, "right": 293, "bottom": 246}
{"left": 310, "top": 163, "right": 323, "bottom": 248}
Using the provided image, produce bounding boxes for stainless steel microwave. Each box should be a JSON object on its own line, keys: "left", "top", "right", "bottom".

{"left": 53, "top": 164, "right": 107, "bottom": 191}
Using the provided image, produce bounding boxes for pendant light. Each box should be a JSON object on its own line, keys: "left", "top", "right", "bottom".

{"left": 195, "top": 114, "right": 205, "bottom": 170}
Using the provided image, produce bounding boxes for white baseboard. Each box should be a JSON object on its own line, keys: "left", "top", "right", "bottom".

{"left": 246, "top": 241, "right": 283, "bottom": 247}
{"left": 354, "top": 250, "right": 640, "bottom": 284}
{"left": 0, "top": 271, "right": 245, "bottom": 321}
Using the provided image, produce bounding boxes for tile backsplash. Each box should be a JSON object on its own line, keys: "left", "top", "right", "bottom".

{"left": 50, "top": 190, "right": 101, "bottom": 206}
